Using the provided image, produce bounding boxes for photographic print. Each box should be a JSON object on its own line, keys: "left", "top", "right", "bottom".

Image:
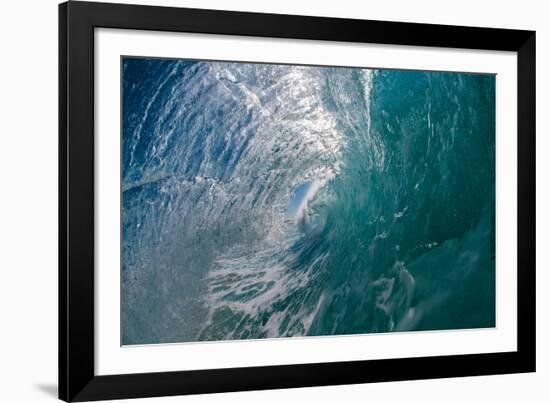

{"left": 121, "top": 57, "right": 496, "bottom": 345}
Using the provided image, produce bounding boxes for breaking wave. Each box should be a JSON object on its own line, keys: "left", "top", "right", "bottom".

{"left": 121, "top": 58, "right": 496, "bottom": 345}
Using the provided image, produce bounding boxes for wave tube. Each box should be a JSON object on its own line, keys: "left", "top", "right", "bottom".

{"left": 121, "top": 58, "right": 495, "bottom": 345}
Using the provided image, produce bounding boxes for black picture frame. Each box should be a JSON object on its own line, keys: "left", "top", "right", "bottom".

{"left": 59, "top": 1, "right": 536, "bottom": 401}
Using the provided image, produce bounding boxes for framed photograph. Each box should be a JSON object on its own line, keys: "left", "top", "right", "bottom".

{"left": 59, "top": 1, "right": 535, "bottom": 401}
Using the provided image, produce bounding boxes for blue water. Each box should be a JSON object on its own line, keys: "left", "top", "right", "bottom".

{"left": 121, "top": 57, "right": 495, "bottom": 345}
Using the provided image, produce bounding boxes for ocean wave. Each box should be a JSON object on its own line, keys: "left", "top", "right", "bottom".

{"left": 121, "top": 58, "right": 496, "bottom": 344}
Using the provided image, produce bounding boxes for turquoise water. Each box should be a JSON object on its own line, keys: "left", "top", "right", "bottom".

{"left": 121, "top": 58, "right": 495, "bottom": 345}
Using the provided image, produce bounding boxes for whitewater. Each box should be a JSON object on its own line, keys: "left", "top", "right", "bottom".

{"left": 121, "top": 58, "right": 496, "bottom": 345}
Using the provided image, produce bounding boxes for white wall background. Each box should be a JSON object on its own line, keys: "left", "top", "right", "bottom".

{"left": 0, "top": 0, "right": 547, "bottom": 402}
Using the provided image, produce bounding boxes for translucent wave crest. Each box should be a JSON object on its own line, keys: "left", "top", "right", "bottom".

{"left": 121, "top": 58, "right": 496, "bottom": 345}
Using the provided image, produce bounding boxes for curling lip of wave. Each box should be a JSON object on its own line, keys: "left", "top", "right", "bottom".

{"left": 121, "top": 58, "right": 496, "bottom": 344}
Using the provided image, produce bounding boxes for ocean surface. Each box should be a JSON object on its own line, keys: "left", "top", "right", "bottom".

{"left": 121, "top": 57, "right": 496, "bottom": 345}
